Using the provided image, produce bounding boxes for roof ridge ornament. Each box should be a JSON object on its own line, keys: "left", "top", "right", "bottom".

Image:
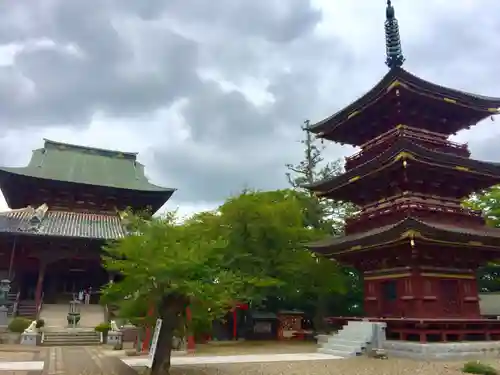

{"left": 385, "top": 0, "right": 405, "bottom": 69}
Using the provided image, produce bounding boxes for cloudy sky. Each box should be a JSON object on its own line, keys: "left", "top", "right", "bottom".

{"left": 0, "top": 0, "right": 499, "bottom": 217}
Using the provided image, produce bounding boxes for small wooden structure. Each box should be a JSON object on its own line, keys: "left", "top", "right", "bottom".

{"left": 246, "top": 311, "right": 279, "bottom": 340}
{"left": 277, "top": 310, "right": 305, "bottom": 339}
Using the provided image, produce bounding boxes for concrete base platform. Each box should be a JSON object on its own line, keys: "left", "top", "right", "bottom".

{"left": 123, "top": 353, "right": 342, "bottom": 367}
{"left": 384, "top": 340, "right": 500, "bottom": 360}
{"left": 0, "top": 361, "right": 44, "bottom": 371}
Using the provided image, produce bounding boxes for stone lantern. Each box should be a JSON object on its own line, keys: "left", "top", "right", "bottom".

{"left": 0, "top": 279, "right": 11, "bottom": 307}
{"left": 0, "top": 279, "right": 11, "bottom": 326}
{"left": 67, "top": 300, "right": 81, "bottom": 327}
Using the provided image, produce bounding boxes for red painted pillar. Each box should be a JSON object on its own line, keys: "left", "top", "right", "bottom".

{"left": 141, "top": 304, "right": 155, "bottom": 352}
{"left": 34, "top": 262, "right": 46, "bottom": 315}
{"left": 7, "top": 239, "right": 17, "bottom": 280}
{"left": 186, "top": 306, "right": 195, "bottom": 352}
{"left": 232, "top": 308, "right": 238, "bottom": 340}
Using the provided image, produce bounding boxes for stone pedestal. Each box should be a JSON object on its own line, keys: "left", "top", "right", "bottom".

{"left": 0, "top": 306, "right": 8, "bottom": 327}
{"left": 20, "top": 332, "right": 38, "bottom": 346}
{"left": 371, "top": 322, "right": 387, "bottom": 349}
{"left": 107, "top": 331, "right": 123, "bottom": 347}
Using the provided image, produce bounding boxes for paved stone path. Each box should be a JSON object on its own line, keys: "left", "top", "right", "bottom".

{"left": 45, "top": 347, "right": 137, "bottom": 375}
{"left": 1, "top": 347, "right": 340, "bottom": 374}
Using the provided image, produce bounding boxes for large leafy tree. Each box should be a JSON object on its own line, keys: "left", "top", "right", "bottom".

{"left": 215, "top": 189, "right": 335, "bottom": 303}
{"left": 465, "top": 185, "right": 500, "bottom": 292}
{"left": 100, "top": 211, "right": 273, "bottom": 375}
{"left": 210, "top": 189, "right": 348, "bottom": 329}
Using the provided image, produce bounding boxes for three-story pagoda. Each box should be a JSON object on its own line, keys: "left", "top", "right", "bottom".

{"left": 305, "top": 1, "right": 500, "bottom": 342}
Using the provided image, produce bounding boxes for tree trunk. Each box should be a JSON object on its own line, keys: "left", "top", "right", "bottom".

{"left": 313, "top": 295, "right": 328, "bottom": 333}
{"left": 150, "top": 296, "right": 186, "bottom": 375}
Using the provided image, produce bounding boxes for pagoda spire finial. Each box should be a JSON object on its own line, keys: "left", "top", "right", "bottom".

{"left": 385, "top": 0, "right": 405, "bottom": 69}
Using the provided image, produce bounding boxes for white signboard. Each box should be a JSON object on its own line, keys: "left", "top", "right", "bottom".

{"left": 147, "top": 319, "right": 163, "bottom": 368}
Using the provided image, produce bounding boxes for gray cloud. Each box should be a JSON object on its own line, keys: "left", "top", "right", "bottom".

{"left": 0, "top": 0, "right": 499, "bottom": 212}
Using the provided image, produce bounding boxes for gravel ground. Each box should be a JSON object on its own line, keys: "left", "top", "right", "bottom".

{"left": 0, "top": 350, "right": 36, "bottom": 361}
{"left": 194, "top": 341, "right": 316, "bottom": 355}
{"left": 168, "top": 357, "right": 497, "bottom": 375}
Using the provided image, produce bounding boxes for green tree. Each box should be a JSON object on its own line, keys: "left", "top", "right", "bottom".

{"left": 100, "top": 211, "right": 273, "bottom": 375}
{"left": 215, "top": 189, "right": 326, "bottom": 305}
{"left": 465, "top": 185, "right": 500, "bottom": 292}
{"left": 209, "top": 188, "right": 349, "bottom": 323}
{"left": 465, "top": 185, "right": 500, "bottom": 228}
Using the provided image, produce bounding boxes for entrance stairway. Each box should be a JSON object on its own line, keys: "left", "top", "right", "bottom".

{"left": 39, "top": 304, "right": 106, "bottom": 346}
{"left": 317, "top": 321, "right": 380, "bottom": 357}
{"left": 41, "top": 329, "right": 101, "bottom": 346}
{"left": 6, "top": 293, "right": 17, "bottom": 316}
{"left": 17, "top": 300, "right": 37, "bottom": 319}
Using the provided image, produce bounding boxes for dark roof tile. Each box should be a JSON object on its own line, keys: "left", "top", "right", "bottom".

{"left": 0, "top": 206, "right": 125, "bottom": 239}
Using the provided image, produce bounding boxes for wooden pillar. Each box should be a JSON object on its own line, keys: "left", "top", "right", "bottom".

{"left": 7, "top": 238, "right": 17, "bottom": 280}
{"left": 35, "top": 261, "right": 46, "bottom": 313}
{"left": 413, "top": 271, "right": 424, "bottom": 318}
{"left": 141, "top": 304, "right": 155, "bottom": 352}
{"left": 232, "top": 308, "right": 238, "bottom": 340}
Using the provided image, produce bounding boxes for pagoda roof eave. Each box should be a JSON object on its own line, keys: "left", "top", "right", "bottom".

{"left": 307, "top": 217, "right": 500, "bottom": 256}
{"left": 308, "top": 67, "right": 500, "bottom": 140}
{"left": 303, "top": 137, "right": 500, "bottom": 195}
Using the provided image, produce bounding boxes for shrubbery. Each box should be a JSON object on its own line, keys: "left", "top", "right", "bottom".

{"left": 462, "top": 361, "right": 498, "bottom": 375}
{"left": 94, "top": 322, "right": 111, "bottom": 333}
{"left": 7, "top": 317, "right": 32, "bottom": 333}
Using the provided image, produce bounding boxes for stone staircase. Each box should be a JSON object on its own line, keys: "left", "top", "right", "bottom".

{"left": 17, "top": 300, "right": 37, "bottom": 319}
{"left": 317, "top": 321, "right": 386, "bottom": 358}
{"left": 41, "top": 329, "right": 101, "bottom": 346}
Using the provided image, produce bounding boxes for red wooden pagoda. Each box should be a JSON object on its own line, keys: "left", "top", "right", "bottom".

{"left": 305, "top": 1, "right": 500, "bottom": 342}
{"left": 0, "top": 139, "right": 174, "bottom": 317}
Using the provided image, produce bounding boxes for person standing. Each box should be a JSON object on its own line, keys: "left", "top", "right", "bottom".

{"left": 84, "top": 287, "right": 91, "bottom": 304}
{"left": 78, "top": 289, "right": 84, "bottom": 302}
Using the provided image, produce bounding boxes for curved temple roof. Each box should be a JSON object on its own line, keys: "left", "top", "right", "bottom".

{"left": 308, "top": 67, "right": 500, "bottom": 145}
{"left": 308, "top": 217, "right": 500, "bottom": 256}
{"left": 304, "top": 137, "right": 500, "bottom": 199}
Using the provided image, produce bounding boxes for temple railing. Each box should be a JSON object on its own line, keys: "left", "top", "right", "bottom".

{"left": 346, "top": 194, "right": 482, "bottom": 231}
{"left": 12, "top": 291, "right": 20, "bottom": 316}
{"left": 345, "top": 126, "right": 470, "bottom": 170}
{"left": 36, "top": 292, "right": 44, "bottom": 319}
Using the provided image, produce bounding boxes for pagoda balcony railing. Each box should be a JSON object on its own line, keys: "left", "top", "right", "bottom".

{"left": 346, "top": 194, "right": 482, "bottom": 229}
{"left": 345, "top": 126, "right": 469, "bottom": 170}
{"left": 357, "top": 192, "right": 464, "bottom": 212}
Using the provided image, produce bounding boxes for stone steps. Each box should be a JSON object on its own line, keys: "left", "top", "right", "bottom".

{"left": 17, "top": 301, "right": 37, "bottom": 319}
{"left": 317, "top": 321, "right": 386, "bottom": 358}
{"left": 42, "top": 331, "right": 101, "bottom": 346}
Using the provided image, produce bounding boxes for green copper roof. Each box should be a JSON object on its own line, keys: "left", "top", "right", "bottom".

{"left": 0, "top": 139, "right": 173, "bottom": 193}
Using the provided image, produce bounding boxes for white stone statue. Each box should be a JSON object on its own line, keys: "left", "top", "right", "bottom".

{"left": 24, "top": 320, "right": 37, "bottom": 333}
{"left": 110, "top": 320, "right": 119, "bottom": 332}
